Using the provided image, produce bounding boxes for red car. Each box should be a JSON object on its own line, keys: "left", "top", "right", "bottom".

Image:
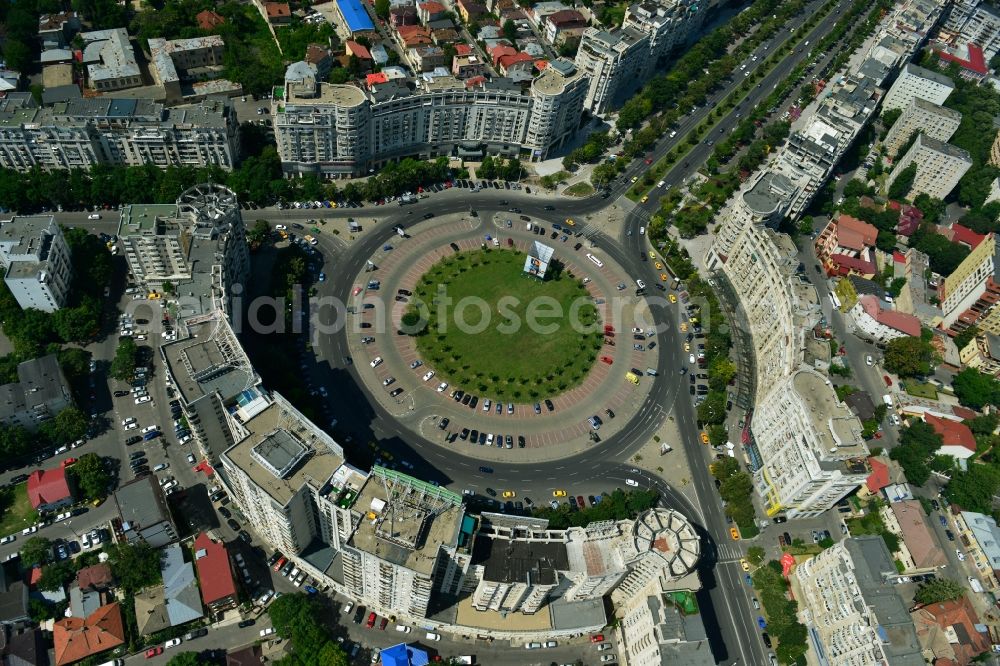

{"left": 379, "top": 618, "right": 388, "bottom": 630}
{"left": 883, "top": 375, "right": 892, "bottom": 386}
{"left": 603, "top": 324, "right": 615, "bottom": 333}
{"left": 272, "top": 557, "right": 287, "bottom": 572}
{"left": 600, "top": 356, "right": 613, "bottom": 365}
{"left": 591, "top": 634, "right": 605, "bottom": 643}
{"left": 61, "top": 458, "right": 77, "bottom": 467}
{"left": 577, "top": 495, "right": 585, "bottom": 507}
{"left": 145, "top": 647, "right": 163, "bottom": 659}
{"left": 366, "top": 612, "right": 376, "bottom": 628}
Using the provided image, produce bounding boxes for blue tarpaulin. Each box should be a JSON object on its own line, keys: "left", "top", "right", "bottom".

{"left": 380, "top": 643, "right": 430, "bottom": 666}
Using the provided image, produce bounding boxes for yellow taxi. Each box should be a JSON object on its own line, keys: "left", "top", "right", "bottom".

{"left": 680, "top": 322, "right": 688, "bottom": 332}
{"left": 684, "top": 343, "right": 691, "bottom": 352}
{"left": 730, "top": 527, "right": 740, "bottom": 540}
{"left": 654, "top": 261, "right": 663, "bottom": 270}
{"left": 649, "top": 251, "right": 657, "bottom": 259}
{"left": 564, "top": 218, "right": 576, "bottom": 226}
{"left": 502, "top": 490, "right": 516, "bottom": 498}
{"left": 669, "top": 294, "right": 677, "bottom": 303}
{"left": 740, "top": 559, "right": 750, "bottom": 572}
{"left": 630, "top": 176, "right": 638, "bottom": 183}
{"left": 640, "top": 195, "right": 649, "bottom": 203}
{"left": 660, "top": 273, "right": 668, "bottom": 281}
{"left": 700, "top": 431, "right": 710, "bottom": 445}
{"left": 553, "top": 489, "right": 567, "bottom": 497}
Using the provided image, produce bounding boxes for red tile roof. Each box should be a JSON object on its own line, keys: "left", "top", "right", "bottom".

{"left": 874, "top": 308, "right": 922, "bottom": 338}
{"left": 925, "top": 413, "right": 977, "bottom": 453}
{"left": 455, "top": 44, "right": 473, "bottom": 55}
{"left": 76, "top": 564, "right": 113, "bottom": 591}
{"left": 193, "top": 532, "right": 237, "bottom": 607}
{"left": 866, "top": 456, "right": 890, "bottom": 493}
{"left": 546, "top": 9, "right": 586, "bottom": 26}
{"left": 265, "top": 2, "right": 290, "bottom": 18}
{"left": 53, "top": 603, "right": 125, "bottom": 666}
{"left": 949, "top": 223, "right": 986, "bottom": 250}
{"left": 464, "top": 75, "right": 487, "bottom": 88}
{"left": 196, "top": 10, "right": 225, "bottom": 31}
{"left": 829, "top": 253, "right": 876, "bottom": 276}
{"left": 913, "top": 596, "right": 991, "bottom": 664}
{"left": 418, "top": 1, "right": 446, "bottom": 13}
{"left": 489, "top": 44, "right": 517, "bottom": 65}
{"left": 835, "top": 213, "right": 878, "bottom": 251}
{"left": 892, "top": 250, "right": 907, "bottom": 264}
{"left": 366, "top": 72, "right": 388, "bottom": 87}
{"left": 498, "top": 52, "right": 533, "bottom": 70}
{"left": 346, "top": 40, "right": 372, "bottom": 60}
{"left": 938, "top": 43, "right": 988, "bottom": 75}
{"left": 26, "top": 467, "right": 71, "bottom": 509}
{"left": 952, "top": 406, "right": 978, "bottom": 421}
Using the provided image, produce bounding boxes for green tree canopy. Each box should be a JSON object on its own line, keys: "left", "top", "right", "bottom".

{"left": 109, "top": 337, "right": 138, "bottom": 381}
{"left": 68, "top": 454, "right": 110, "bottom": 501}
{"left": 883, "top": 335, "right": 934, "bottom": 378}
{"left": 952, "top": 367, "right": 1000, "bottom": 410}
{"left": 107, "top": 542, "right": 162, "bottom": 593}
{"left": 37, "top": 561, "right": 75, "bottom": 592}
{"left": 20, "top": 537, "right": 52, "bottom": 568}
{"left": 914, "top": 577, "right": 966, "bottom": 605}
{"left": 166, "top": 653, "right": 207, "bottom": 666}
{"left": 40, "top": 408, "right": 88, "bottom": 447}
{"left": 268, "top": 594, "right": 348, "bottom": 666}
{"left": 888, "top": 421, "right": 942, "bottom": 486}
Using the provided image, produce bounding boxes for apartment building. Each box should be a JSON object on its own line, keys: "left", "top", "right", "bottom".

{"left": 0, "top": 354, "right": 73, "bottom": 431}
{"left": 616, "top": 577, "right": 714, "bottom": 666}
{"left": 148, "top": 36, "right": 227, "bottom": 104}
{"left": 0, "top": 215, "right": 72, "bottom": 313}
{"left": 79, "top": 28, "right": 141, "bottom": 91}
{"left": 882, "top": 62, "right": 955, "bottom": 111}
{"left": 0, "top": 95, "right": 240, "bottom": 172}
{"left": 940, "top": 233, "right": 997, "bottom": 332}
{"left": 888, "top": 134, "right": 972, "bottom": 200}
{"left": 795, "top": 536, "right": 924, "bottom": 665}
{"left": 883, "top": 96, "right": 962, "bottom": 156}
{"left": 273, "top": 60, "right": 585, "bottom": 176}
{"left": 574, "top": 28, "right": 648, "bottom": 114}
{"left": 469, "top": 508, "right": 699, "bottom": 615}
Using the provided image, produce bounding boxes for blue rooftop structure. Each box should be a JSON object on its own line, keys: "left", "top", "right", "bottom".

{"left": 380, "top": 643, "right": 430, "bottom": 666}
{"left": 337, "top": 0, "right": 375, "bottom": 32}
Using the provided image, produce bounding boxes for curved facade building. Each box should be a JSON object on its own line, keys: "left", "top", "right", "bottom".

{"left": 273, "top": 61, "right": 586, "bottom": 177}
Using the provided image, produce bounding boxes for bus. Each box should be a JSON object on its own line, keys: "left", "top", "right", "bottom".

{"left": 829, "top": 291, "right": 841, "bottom": 310}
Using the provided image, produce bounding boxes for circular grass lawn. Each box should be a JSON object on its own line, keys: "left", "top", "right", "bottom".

{"left": 408, "top": 249, "right": 602, "bottom": 401}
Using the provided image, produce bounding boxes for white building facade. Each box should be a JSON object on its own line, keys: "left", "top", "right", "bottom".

{"left": 881, "top": 62, "right": 955, "bottom": 111}
{"left": 0, "top": 216, "right": 72, "bottom": 313}
{"left": 888, "top": 133, "right": 973, "bottom": 200}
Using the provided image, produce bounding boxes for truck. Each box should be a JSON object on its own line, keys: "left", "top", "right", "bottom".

{"left": 969, "top": 576, "right": 985, "bottom": 593}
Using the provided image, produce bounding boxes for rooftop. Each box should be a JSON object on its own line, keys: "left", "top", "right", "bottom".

{"left": 793, "top": 370, "right": 867, "bottom": 455}
{"left": 924, "top": 413, "right": 977, "bottom": 453}
{"left": 348, "top": 467, "right": 464, "bottom": 575}
{"left": 193, "top": 532, "right": 236, "bottom": 606}
{"left": 222, "top": 399, "right": 344, "bottom": 507}
{"left": 890, "top": 500, "right": 946, "bottom": 569}
{"left": 161, "top": 315, "right": 257, "bottom": 405}
{"left": 337, "top": 0, "right": 376, "bottom": 32}
{"left": 114, "top": 475, "right": 172, "bottom": 535}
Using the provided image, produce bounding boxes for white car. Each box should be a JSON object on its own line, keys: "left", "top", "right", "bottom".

{"left": 54, "top": 512, "right": 71, "bottom": 522}
{"left": 625, "top": 478, "right": 639, "bottom": 487}
{"left": 80, "top": 533, "right": 92, "bottom": 549}
{"left": 689, "top": 354, "right": 696, "bottom": 364}
{"left": 165, "top": 638, "right": 182, "bottom": 649}
{"left": 260, "top": 628, "right": 276, "bottom": 638}
{"left": 395, "top": 626, "right": 411, "bottom": 633}
{"left": 121, "top": 417, "right": 136, "bottom": 427}
{"left": 957, "top": 549, "right": 966, "bottom": 561}
{"left": 275, "top": 224, "right": 287, "bottom": 231}
{"left": 601, "top": 656, "right": 616, "bottom": 663}
{"left": 865, "top": 355, "right": 874, "bottom": 366}
{"left": 370, "top": 357, "right": 383, "bottom": 368}
{"left": 21, "top": 526, "right": 37, "bottom": 536}
{"left": 186, "top": 454, "right": 196, "bottom": 464}
{"left": 178, "top": 435, "right": 192, "bottom": 445}
{"left": 141, "top": 425, "right": 159, "bottom": 434}
{"left": 425, "top": 632, "right": 441, "bottom": 641}
{"left": 422, "top": 370, "right": 435, "bottom": 382}
{"left": 152, "top": 463, "right": 168, "bottom": 472}
{"left": 436, "top": 382, "right": 448, "bottom": 393}
{"left": 134, "top": 396, "right": 151, "bottom": 405}
{"left": 87, "top": 213, "right": 101, "bottom": 220}
{"left": 162, "top": 480, "right": 178, "bottom": 491}
{"left": 0, "top": 535, "right": 15, "bottom": 545}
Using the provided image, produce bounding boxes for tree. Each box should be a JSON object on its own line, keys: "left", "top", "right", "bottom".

{"left": 953, "top": 325, "right": 980, "bottom": 352}
{"left": 747, "top": 546, "right": 765, "bottom": 565}
{"left": 882, "top": 335, "right": 933, "bottom": 378}
{"left": 952, "top": 367, "right": 1000, "bottom": 410}
{"left": 888, "top": 162, "right": 918, "bottom": 201}
{"left": 268, "top": 594, "right": 348, "bottom": 666}
{"left": 40, "top": 408, "right": 87, "bottom": 446}
{"left": 708, "top": 357, "right": 736, "bottom": 392}
{"left": 68, "top": 454, "right": 110, "bottom": 501}
{"left": 696, "top": 391, "right": 727, "bottom": 424}
{"left": 913, "top": 193, "right": 945, "bottom": 225}
{"left": 109, "top": 337, "right": 138, "bottom": 381}
{"left": 20, "top": 537, "right": 52, "bottom": 568}
{"left": 914, "top": 577, "right": 966, "bottom": 605}
{"left": 107, "top": 542, "right": 162, "bottom": 592}
{"left": 247, "top": 220, "right": 271, "bottom": 248}
{"left": 888, "top": 420, "right": 942, "bottom": 486}
{"left": 37, "top": 561, "right": 75, "bottom": 592}
{"left": 879, "top": 107, "right": 902, "bottom": 138}
{"left": 374, "top": 0, "right": 390, "bottom": 19}
{"left": 945, "top": 463, "right": 1000, "bottom": 513}
{"left": 166, "top": 653, "right": 207, "bottom": 666}
{"left": 502, "top": 19, "right": 518, "bottom": 42}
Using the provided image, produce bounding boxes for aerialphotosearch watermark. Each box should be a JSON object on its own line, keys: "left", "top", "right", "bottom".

{"left": 119, "top": 282, "right": 716, "bottom": 345}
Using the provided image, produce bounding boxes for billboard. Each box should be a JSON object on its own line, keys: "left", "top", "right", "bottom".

{"left": 524, "top": 241, "right": 554, "bottom": 279}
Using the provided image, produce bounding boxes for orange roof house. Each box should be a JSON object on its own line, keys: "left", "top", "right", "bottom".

{"left": 53, "top": 603, "right": 125, "bottom": 666}
{"left": 924, "top": 413, "right": 977, "bottom": 460}
{"left": 193, "top": 532, "right": 238, "bottom": 611}
{"left": 912, "top": 596, "right": 991, "bottom": 664}
{"left": 196, "top": 10, "right": 225, "bottom": 31}
{"left": 264, "top": 2, "right": 291, "bottom": 24}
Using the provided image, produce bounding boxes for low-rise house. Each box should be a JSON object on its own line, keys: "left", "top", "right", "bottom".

{"left": 26, "top": 466, "right": 73, "bottom": 513}
{"left": 956, "top": 511, "right": 1000, "bottom": 589}
{"left": 37, "top": 12, "right": 81, "bottom": 49}
{"left": 193, "top": 532, "right": 238, "bottom": 613}
{"left": 418, "top": 1, "right": 448, "bottom": 22}
{"left": 390, "top": 5, "right": 419, "bottom": 27}
{"left": 815, "top": 213, "right": 878, "bottom": 277}
{"left": 885, "top": 500, "right": 947, "bottom": 570}
{"left": 924, "top": 413, "right": 977, "bottom": 460}
{"left": 265, "top": 2, "right": 292, "bottom": 25}
{"left": 497, "top": 51, "right": 534, "bottom": 76}
{"left": 52, "top": 603, "right": 125, "bottom": 666}
{"left": 0, "top": 561, "right": 28, "bottom": 627}
{"left": 959, "top": 331, "right": 1000, "bottom": 376}
{"left": 543, "top": 9, "right": 587, "bottom": 45}
{"left": 937, "top": 43, "right": 989, "bottom": 82}
{"left": 196, "top": 10, "right": 225, "bottom": 31}
{"left": 911, "top": 596, "right": 992, "bottom": 665}
{"left": 849, "top": 295, "right": 922, "bottom": 345}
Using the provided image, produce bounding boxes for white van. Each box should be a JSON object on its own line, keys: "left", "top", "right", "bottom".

{"left": 586, "top": 253, "right": 604, "bottom": 268}
{"left": 525, "top": 642, "right": 542, "bottom": 650}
